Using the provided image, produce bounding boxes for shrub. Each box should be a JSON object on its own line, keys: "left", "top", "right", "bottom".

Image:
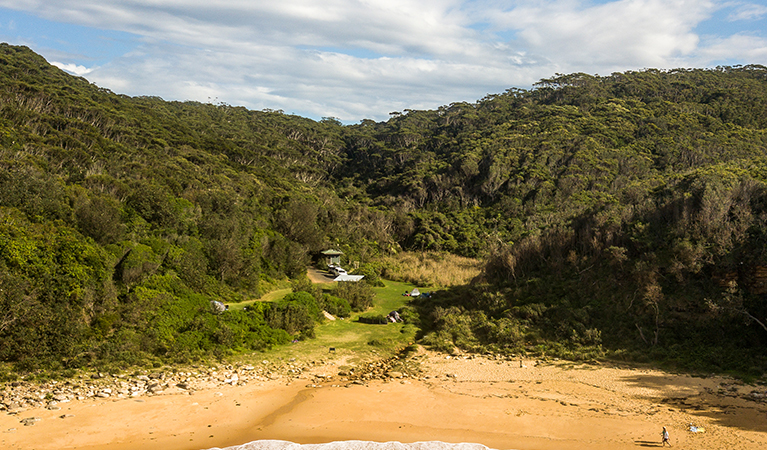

{"left": 358, "top": 314, "right": 389, "bottom": 324}
{"left": 280, "top": 291, "right": 323, "bottom": 320}
{"left": 334, "top": 281, "right": 375, "bottom": 311}
{"left": 320, "top": 294, "right": 351, "bottom": 317}
{"left": 355, "top": 262, "right": 385, "bottom": 286}
{"left": 265, "top": 291, "right": 323, "bottom": 336}
{"left": 265, "top": 302, "right": 315, "bottom": 335}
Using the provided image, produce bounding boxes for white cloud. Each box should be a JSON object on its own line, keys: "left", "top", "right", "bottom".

{"left": 51, "top": 61, "right": 94, "bottom": 76}
{"left": 699, "top": 33, "right": 767, "bottom": 61}
{"left": 727, "top": 2, "right": 767, "bottom": 21}
{"left": 1, "top": 1, "right": 765, "bottom": 121}
{"left": 484, "top": 0, "right": 716, "bottom": 69}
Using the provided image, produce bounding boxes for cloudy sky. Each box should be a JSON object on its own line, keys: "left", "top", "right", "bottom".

{"left": 0, "top": 1, "right": 766, "bottom": 122}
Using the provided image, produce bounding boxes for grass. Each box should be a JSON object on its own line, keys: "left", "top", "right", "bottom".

{"left": 379, "top": 251, "right": 482, "bottom": 287}
{"left": 246, "top": 280, "right": 428, "bottom": 365}
{"left": 227, "top": 258, "right": 448, "bottom": 365}
{"left": 225, "top": 288, "right": 292, "bottom": 311}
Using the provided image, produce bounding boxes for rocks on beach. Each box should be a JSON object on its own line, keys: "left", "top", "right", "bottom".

{"left": 0, "top": 348, "right": 434, "bottom": 416}
{"left": 4, "top": 350, "right": 766, "bottom": 424}
{"left": 0, "top": 359, "right": 327, "bottom": 414}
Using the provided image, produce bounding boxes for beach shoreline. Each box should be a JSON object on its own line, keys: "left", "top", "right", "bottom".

{"left": 2, "top": 350, "right": 767, "bottom": 450}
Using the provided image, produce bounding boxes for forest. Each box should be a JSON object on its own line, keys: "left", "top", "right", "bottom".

{"left": 1, "top": 43, "right": 767, "bottom": 377}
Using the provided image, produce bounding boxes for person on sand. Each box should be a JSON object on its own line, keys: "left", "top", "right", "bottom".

{"left": 661, "top": 426, "right": 671, "bottom": 446}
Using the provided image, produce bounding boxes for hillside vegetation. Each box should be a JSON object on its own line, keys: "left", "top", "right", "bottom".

{"left": 1, "top": 43, "right": 767, "bottom": 377}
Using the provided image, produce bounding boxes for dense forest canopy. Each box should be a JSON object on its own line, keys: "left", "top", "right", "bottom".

{"left": 1, "top": 43, "right": 767, "bottom": 376}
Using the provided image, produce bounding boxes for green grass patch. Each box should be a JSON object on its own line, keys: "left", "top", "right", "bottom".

{"left": 225, "top": 288, "right": 292, "bottom": 311}
{"left": 250, "top": 280, "right": 430, "bottom": 364}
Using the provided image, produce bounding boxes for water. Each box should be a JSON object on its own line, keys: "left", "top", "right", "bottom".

{"left": 208, "top": 440, "right": 498, "bottom": 450}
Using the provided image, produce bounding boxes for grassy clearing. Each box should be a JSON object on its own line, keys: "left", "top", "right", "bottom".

{"left": 225, "top": 288, "right": 292, "bottom": 311}
{"left": 248, "top": 280, "right": 428, "bottom": 365}
{"left": 379, "top": 252, "right": 482, "bottom": 287}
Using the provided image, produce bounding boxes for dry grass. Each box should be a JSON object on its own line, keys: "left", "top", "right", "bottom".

{"left": 379, "top": 251, "right": 483, "bottom": 287}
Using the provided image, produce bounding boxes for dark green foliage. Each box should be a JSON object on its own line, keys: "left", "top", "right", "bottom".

{"left": 279, "top": 291, "right": 323, "bottom": 321}
{"left": 354, "top": 262, "right": 385, "bottom": 286}
{"left": 3, "top": 44, "right": 767, "bottom": 375}
{"left": 333, "top": 281, "right": 375, "bottom": 311}
{"left": 265, "top": 291, "right": 323, "bottom": 337}
{"left": 319, "top": 293, "right": 351, "bottom": 318}
{"left": 358, "top": 314, "right": 389, "bottom": 324}
{"left": 0, "top": 44, "right": 388, "bottom": 370}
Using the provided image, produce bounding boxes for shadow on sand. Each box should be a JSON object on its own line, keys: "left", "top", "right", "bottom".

{"left": 619, "top": 371, "right": 767, "bottom": 434}
{"left": 634, "top": 440, "right": 663, "bottom": 447}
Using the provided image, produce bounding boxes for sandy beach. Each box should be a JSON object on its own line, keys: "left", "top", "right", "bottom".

{"left": 2, "top": 349, "right": 766, "bottom": 450}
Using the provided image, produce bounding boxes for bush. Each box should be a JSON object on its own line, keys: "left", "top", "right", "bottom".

{"left": 333, "top": 281, "right": 375, "bottom": 311}
{"left": 265, "top": 291, "right": 323, "bottom": 336}
{"left": 358, "top": 314, "right": 389, "bottom": 324}
{"left": 355, "top": 262, "right": 385, "bottom": 286}
{"left": 320, "top": 294, "right": 351, "bottom": 317}
{"left": 397, "top": 305, "right": 420, "bottom": 325}
{"left": 280, "top": 291, "right": 323, "bottom": 320}
{"left": 265, "top": 302, "right": 315, "bottom": 335}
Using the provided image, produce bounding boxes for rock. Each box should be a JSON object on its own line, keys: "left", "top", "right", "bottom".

{"left": 21, "top": 417, "right": 41, "bottom": 426}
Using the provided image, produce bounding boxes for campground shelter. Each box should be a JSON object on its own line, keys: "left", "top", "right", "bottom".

{"left": 321, "top": 249, "right": 343, "bottom": 266}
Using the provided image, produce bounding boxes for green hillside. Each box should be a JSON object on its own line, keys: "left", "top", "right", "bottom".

{"left": 2, "top": 43, "right": 767, "bottom": 378}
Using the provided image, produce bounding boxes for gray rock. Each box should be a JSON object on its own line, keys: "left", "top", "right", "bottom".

{"left": 21, "top": 417, "right": 41, "bottom": 426}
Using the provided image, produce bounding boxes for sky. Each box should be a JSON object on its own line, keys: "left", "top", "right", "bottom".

{"left": 0, "top": 1, "right": 766, "bottom": 123}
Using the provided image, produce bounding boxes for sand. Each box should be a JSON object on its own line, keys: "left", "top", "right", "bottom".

{"left": 2, "top": 350, "right": 766, "bottom": 450}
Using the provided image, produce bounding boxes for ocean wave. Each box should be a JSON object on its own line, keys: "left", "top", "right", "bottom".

{"left": 208, "top": 440, "right": 499, "bottom": 450}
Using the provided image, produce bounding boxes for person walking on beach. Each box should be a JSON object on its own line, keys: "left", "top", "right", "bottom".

{"left": 661, "top": 426, "right": 671, "bottom": 446}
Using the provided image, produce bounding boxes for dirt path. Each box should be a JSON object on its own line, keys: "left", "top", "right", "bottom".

{"left": 307, "top": 267, "right": 335, "bottom": 284}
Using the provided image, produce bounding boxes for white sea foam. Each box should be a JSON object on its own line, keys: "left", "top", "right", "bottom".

{"left": 208, "top": 440, "right": 500, "bottom": 450}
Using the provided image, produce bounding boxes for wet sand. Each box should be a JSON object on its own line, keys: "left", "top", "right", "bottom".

{"left": 2, "top": 351, "right": 766, "bottom": 450}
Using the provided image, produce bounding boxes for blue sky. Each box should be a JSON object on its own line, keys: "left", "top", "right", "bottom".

{"left": 1, "top": 1, "right": 765, "bottom": 122}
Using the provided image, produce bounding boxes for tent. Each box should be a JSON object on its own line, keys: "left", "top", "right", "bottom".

{"left": 410, "top": 288, "right": 421, "bottom": 297}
